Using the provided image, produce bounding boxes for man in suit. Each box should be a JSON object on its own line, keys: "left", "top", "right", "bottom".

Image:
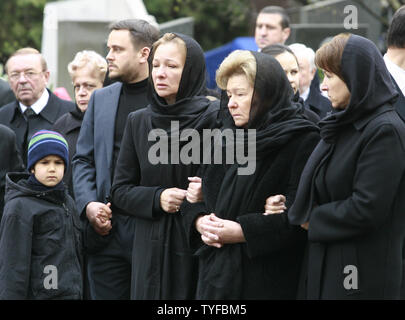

{"left": 72, "top": 19, "right": 159, "bottom": 300}
{"left": 255, "top": 6, "right": 291, "bottom": 50}
{"left": 289, "top": 43, "right": 332, "bottom": 119}
{"left": 384, "top": 5, "right": 405, "bottom": 122}
{"left": 0, "top": 48, "right": 74, "bottom": 167}
{"left": 0, "top": 78, "right": 15, "bottom": 107}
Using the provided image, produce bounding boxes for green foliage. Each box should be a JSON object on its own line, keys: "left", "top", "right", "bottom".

{"left": 145, "top": 0, "right": 252, "bottom": 51}
{"left": 0, "top": 0, "right": 52, "bottom": 72}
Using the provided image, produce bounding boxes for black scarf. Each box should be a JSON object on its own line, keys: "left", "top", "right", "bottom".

{"left": 288, "top": 34, "right": 398, "bottom": 225}
{"left": 146, "top": 33, "right": 217, "bottom": 134}
{"left": 70, "top": 104, "right": 85, "bottom": 120}
{"left": 196, "top": 52, "right": 319, "bottom": 299}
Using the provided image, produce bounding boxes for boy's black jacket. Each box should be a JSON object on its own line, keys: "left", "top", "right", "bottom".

{"left": 0, "top": 172, "right": 83, "bottom": 300}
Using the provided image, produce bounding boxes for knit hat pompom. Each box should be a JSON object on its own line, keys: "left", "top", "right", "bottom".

{"left": 27, "top": 130, "right": 69, "bottom": 171}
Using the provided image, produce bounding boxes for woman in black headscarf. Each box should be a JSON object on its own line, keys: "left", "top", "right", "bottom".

{"left": 281, "top": 34, "right": 405, "bottom": 299}
{"left": 110, "top": 33, "right": 220, "bottom": 299}
{"left": 182, "top": 50, "right": 320, "bottom": 299}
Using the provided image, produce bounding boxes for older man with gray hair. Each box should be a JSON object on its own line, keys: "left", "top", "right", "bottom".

{"left": 289, "top": 43, "right": 332, "bottom": 118}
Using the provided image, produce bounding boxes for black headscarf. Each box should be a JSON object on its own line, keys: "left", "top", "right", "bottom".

{"left": 146, "top": 33, "right": 217, "bottom": 133}
{"left": 196, "top": 52, "right": 318, "bottom": 299}
{"left": 288, "top": 34, "right": 399, "bottom": 225}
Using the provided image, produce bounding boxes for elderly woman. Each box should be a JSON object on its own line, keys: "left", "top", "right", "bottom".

{"left": 53, "top": 50, "right": 107, "bottom": 197}
{"left": 269, "top": 34, "right": 405, "bottom": 299}
{"left": 110, "top": 33, "right": 220, "bottom": 299}
{"left": 182, "top": 50, "right": 319, "bottom": 299}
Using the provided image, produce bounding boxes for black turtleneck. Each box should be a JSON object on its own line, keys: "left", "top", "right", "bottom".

{"left": 112, "top": 78, "right": 149, "bottom": 178}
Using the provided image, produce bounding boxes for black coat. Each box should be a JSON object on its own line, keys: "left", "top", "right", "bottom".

{"left": 0, "top": 78, "right": 14, "bottom": 107}
{"left": 182, "top": 52, "right": 320, "bottom": 299}
{"left": 0, "top": 125, "right": 23, "bottom": 218}
{"left": 0, "top": 89, "right": 74, "bottom": 167}
{"left": 289, "top": 35, "right": 405, "bottom": 299}
{"left": 111, "top": 33, "right": 221, "bottom": 299}
{"left": 0, "top": 173, "right": 83, "bottom": 299}
{"left": 53, "top": 107, "right": 84, "bottom": 198}
{"left": 183, "top": 131, "right": 319, "bottom": 299}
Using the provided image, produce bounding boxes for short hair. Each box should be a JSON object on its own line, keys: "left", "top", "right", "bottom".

{"left": 150, "top": 33, "right": 187, "bottom": 63}
{"left": 109, "top": 19, "right": 160, "bottom": 50}
{"left": 261, "top": 44, "right": 299, "bottom": 66}
{"left": 215, "top": 50, "right": 256, "bottom": 90}
{"left": 289, "top": 43, "right": 316, "bottom": 71}
{"left": 259, "top": 6, "right": 290, "bottom": 29}
{"left": 387, "top": 5, "right": 405, "bottom": 49}
{"left": 315, "top": 33, "right": 350, "bottom": 80}
{"left": 5, "top": 47, "right": 48, "bottom": 73}
{"left": 67, "top": 50, "right": 107, "bottom": 82}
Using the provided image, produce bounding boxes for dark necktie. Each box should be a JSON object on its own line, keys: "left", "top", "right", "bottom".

{"left": 24, "top": 107, "right": 36, "bottom": 118}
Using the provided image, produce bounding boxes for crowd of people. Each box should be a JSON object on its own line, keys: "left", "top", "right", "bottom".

{"left": 0, "top": 4, "right": 405, "bottom": 300}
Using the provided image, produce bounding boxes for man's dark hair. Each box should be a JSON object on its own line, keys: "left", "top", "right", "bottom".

{"left": 387, "top": 5, "right": 405, "bottom": 48}
{"left": 259, "top": 6, "right": 290, "bottom": 29}
{"left": 109, "top": 19, "right": 160, "bottom": 50}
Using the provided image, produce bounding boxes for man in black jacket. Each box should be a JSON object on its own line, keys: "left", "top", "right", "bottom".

{"left": 72, "top": 19, "right": 159, "bottom": 300}
{"left": 0, "top": 48, "right": 74, "bottom": 167}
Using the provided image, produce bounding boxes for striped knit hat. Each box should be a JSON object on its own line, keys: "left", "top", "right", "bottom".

{"left": 27, "top": 130, "right": 69, "bottom": 171}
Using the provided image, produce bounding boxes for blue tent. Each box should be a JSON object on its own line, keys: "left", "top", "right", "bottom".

{"left": 205, "top": 37, "right": 258, "bottom": 89}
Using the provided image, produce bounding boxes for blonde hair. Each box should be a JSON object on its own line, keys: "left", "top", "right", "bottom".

{"left": 215, "top": 50, "right": 256, "bottom": 90}
{"left": 67, "top": 50, "right": 107, "bottom": 82}
{"left": 5, "top": 47, "right": 47, "bottom": 73}
{"left": 150, "top": 33, "right": 187, "bottom": 61}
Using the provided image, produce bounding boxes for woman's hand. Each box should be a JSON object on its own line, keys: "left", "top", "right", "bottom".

{"left": 186, "top": 176, "right": 203, "bottom": 203}
{"left": 301, "top": 222, "right": 309, "bottom": 230}
{"left": 264, "top": 194, "right": 286, "bottom": 215}
{"left": 160, "top": 188, "right": 187, "bottom": 213}
{"left": 195, "top": 213, "right": 245, "bottom": 247}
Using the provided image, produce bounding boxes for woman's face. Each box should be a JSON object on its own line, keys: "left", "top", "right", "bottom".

{"left": 226, "top": 73, "right": 254, "bottom": 128}
{"left": 152, "top": 42, "right": 186, "bottom": 105}
{"left": 275, "top": 51, "right": 300, "bottom": 94}
{"left": 72, "top": 66, "right": 103, "bottom": 112}
{"left": 321, "top": 70, "right": 351, "bottom": 110}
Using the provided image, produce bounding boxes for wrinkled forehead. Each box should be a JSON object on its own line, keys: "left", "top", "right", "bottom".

{"left": 7, "top": 54, "right": 43, "bottom": 72}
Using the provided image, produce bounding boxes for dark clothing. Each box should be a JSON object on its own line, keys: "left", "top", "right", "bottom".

{"left": 0, "top": 79, "right": 14, "bottom": 107}
{"left": 111, "top": 33, "right": 221, "bottom": 300}
{"left": 293, "top": 91, "right": 320, "bottom": 125}
{"left": 0, "top": 125, "right": 23, "bottom": 219}
{"left": 0, "top": 172, "right": 83, "bottom": 299}
{"left": 389, "top": 74, "right": 405, "bottom": 122}
{"left": 113, "top": 79, "right": 149, "bottom": 179}
{"left": 182, "top": 52, "right": 320, "bottom": 299}
{"left": 0, "top": 89, "right": 74, "bottom": 167}
{"left": 289, "top": 35, "right": 405, "bottom": 299}
{"left": 72, "top": 79, "right": 150, "bottom": 299}
{"left": 53, "top": 105, "right": 84, "bottom": 198}
{"left": 304, "top": 87, "right": 333, "bottom": 119}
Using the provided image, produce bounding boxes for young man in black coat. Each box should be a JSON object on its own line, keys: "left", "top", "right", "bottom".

{"left": 72, "top": 19, "right": 159, "bottom": 300}
{"left": 0, "top": 48, "right": 74, "bottom": 168}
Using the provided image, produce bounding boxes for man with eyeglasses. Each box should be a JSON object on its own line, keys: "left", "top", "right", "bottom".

{"left": 0, "top": 47, "right": 74, "bottom": 167}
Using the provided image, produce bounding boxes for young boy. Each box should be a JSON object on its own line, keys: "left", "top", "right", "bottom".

{"left": 0, "top": 130, "right": 83, "bottom": 299}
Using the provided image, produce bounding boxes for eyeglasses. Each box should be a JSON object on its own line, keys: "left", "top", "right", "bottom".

{"left": 8, "top": 70, "right": 43, "bottom": 81}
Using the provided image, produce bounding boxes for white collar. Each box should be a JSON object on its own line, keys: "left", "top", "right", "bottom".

{"left": 19, "top": 89, "right": 50, "bottom": 114}
{"left": 384, "top": 54, "right": 405, "bottom": 97}
{"left": 300, "top": 87, "right": 310, "bottom": 101}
